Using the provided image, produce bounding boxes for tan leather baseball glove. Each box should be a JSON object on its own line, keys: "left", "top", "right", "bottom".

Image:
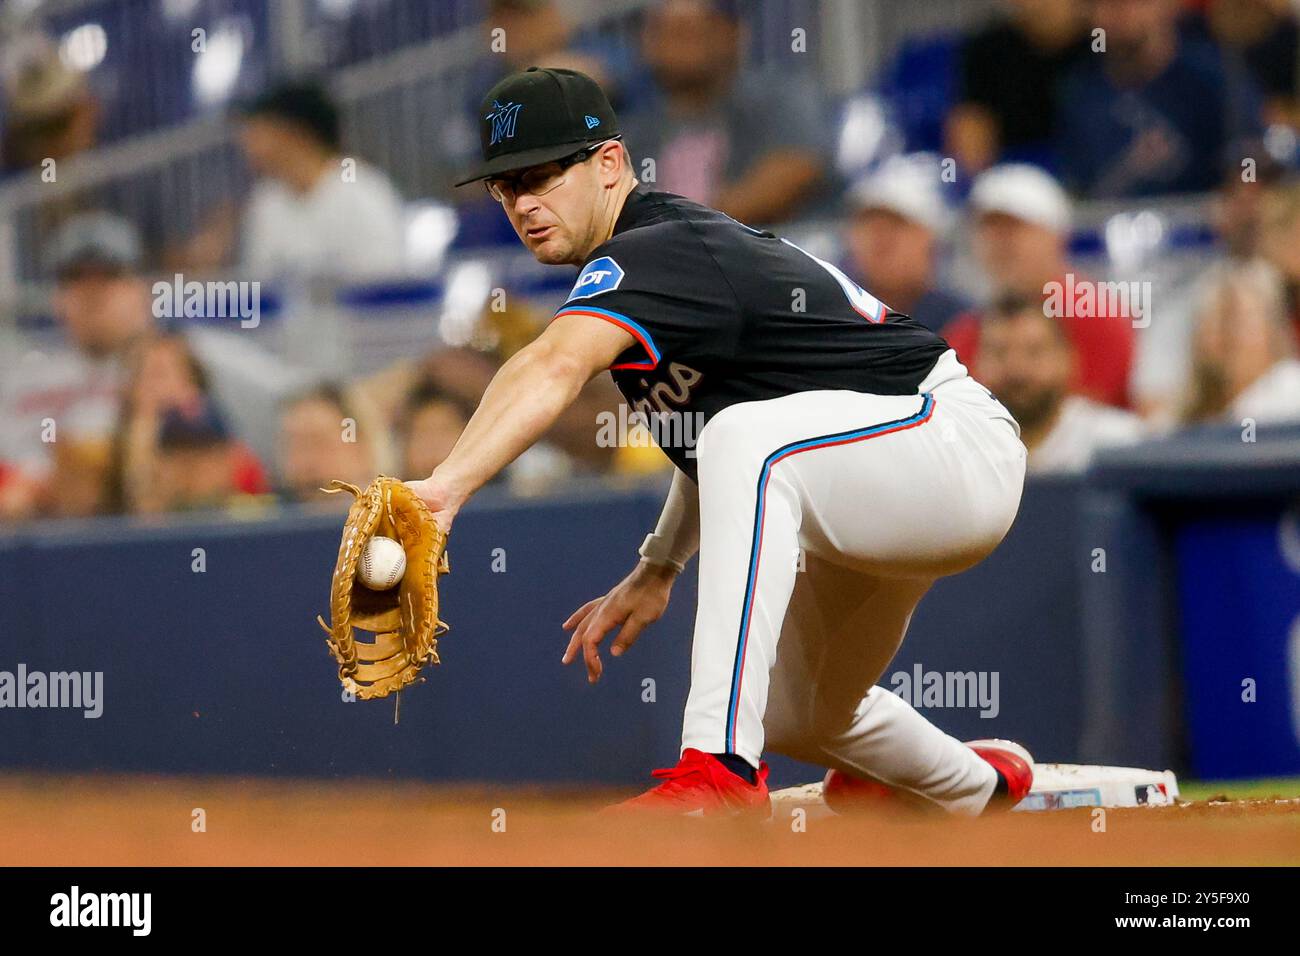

{"left": 316, "top": 476, "right": 450, "bottom": 700}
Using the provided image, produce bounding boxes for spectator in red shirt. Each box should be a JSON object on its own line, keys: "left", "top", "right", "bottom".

{"left": 941, "top": 163, "right": 1136, "bottom": 407}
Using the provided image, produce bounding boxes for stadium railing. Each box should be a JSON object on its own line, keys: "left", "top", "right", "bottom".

{"left": 0, "top": 0, "right": 1002, "bottom": 291}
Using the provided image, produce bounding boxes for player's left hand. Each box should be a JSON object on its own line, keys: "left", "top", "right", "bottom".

{"left": 404, "top": 474, "right": 465, "bottom": 532}
{"left": 561, "top": 559, "right": 677, "bottom": 683}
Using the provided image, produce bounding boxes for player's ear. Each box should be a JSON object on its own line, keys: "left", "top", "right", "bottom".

{"left": 596, "top": 142, "right": 625, "bottom": 185}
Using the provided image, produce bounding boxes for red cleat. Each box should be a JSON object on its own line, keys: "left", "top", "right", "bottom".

{"left": 822, "top": 767, "right": 917, "bottom": 815}
{"left": 823, "top": 738, "right": 1034, "bottom": 815}
{"left": 607, "top": 749, "right": 771, "bottom": 817}
{"left": 966, "top": 738, "right": 1034, "bottom": 809}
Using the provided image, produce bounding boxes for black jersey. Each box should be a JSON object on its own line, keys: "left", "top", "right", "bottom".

{"left": 552, "top": 189, "right": 951, "bottom": 477}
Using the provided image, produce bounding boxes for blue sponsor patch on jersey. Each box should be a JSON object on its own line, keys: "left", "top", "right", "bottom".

{"left": 566, "top": 256, "right": 625, "bottom": 302}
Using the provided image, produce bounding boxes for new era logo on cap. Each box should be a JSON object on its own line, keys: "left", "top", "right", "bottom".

{"left": 584, "top": 115, "right": 600, "bottom": 129}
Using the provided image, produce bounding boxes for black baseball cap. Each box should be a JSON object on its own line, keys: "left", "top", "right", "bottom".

{"left": 238, "top": 81, "right": 341, "bottom": 150}
{"left": 454, "top": 67, "right": 621, "bottom": 186}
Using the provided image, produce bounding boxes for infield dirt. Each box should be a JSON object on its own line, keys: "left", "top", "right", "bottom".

{"left": 1, "top": 774, "right": 1297, "bottom": 866}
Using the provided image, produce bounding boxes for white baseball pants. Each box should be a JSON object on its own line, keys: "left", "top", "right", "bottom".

{"left": 680, "top": 350, "right": 1027, "bottom": 815}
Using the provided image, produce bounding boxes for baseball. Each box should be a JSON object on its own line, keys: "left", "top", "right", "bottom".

{"left": 358, "top": 536, "right": 406, "bottom": 590}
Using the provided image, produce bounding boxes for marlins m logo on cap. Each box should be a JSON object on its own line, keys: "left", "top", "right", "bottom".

{"left": 487, "top": 100, "right": 524, "bottom": 146}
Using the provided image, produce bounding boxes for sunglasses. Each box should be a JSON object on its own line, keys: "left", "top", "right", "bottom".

{"left": 484, "top": 139, "right": 619, "bottom": 203}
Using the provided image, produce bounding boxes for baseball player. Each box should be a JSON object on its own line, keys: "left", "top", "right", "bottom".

{"left": 408, "top": 67, "right": 1033, "bottom": 816}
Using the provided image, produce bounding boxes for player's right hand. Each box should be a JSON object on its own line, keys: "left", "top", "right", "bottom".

{"left": 561, "top": 560, "right": 677, "bottom": 683}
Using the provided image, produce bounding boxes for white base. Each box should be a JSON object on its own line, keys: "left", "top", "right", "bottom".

{"left": 770, "top": 763, "right": 1181, "bottom": 813}
{"left": 1012, "top": 763, "right": 1180, "bottom": 810}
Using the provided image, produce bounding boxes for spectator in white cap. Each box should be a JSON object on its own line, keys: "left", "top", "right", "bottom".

{"left": 941, "top": 162, "right": 1136, "bottom": 409}
{"left": 842, "top": 154, "right": 971, "bottom": 333}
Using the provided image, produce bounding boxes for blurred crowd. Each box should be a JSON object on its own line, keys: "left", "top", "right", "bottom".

{"left": 2, "top": 0, "right": 1300, "bottom": 525}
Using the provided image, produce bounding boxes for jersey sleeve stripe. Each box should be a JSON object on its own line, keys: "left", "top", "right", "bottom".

{"left": 553, "top": 306, "right": 662, "bottom": 370}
